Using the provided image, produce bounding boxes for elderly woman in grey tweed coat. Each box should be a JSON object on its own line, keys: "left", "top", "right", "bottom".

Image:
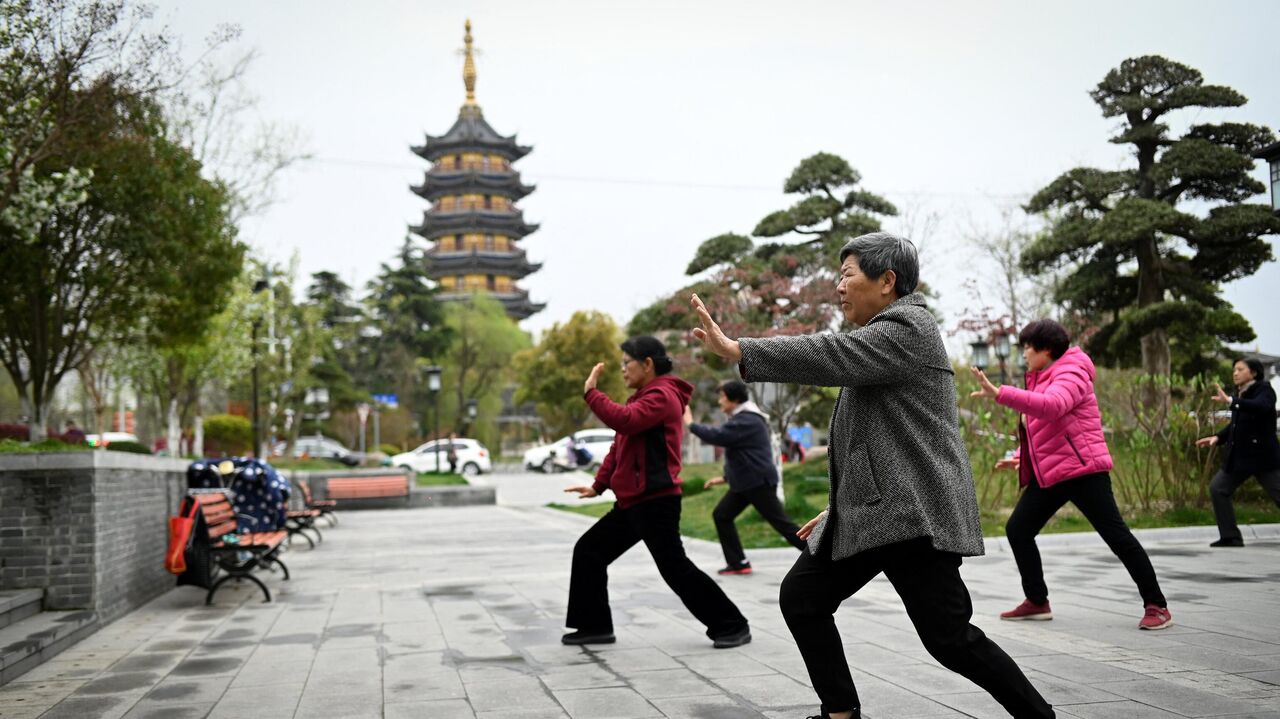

{"left": 691, "top": 232, "right": 1054, "bottom": 719}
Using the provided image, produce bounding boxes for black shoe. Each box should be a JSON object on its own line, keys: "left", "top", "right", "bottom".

{"left": 804, "top": 712, "right": 860, "bottom": 719}
{"left": 561, "top": 630, "right": 616, "bottom": 645}
{"left": 1210, "top": 537, "right": 1245, "bottom": 547}
{"left": 712, "top": 626, "right": 752, "bottom": 649}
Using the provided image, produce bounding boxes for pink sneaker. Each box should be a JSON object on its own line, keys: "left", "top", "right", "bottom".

{"left": 1139, "top": 604, "right": 1172, "bottom": 630}
{"left": 1000, "top": 599, "right": 1052, "bottom": 621}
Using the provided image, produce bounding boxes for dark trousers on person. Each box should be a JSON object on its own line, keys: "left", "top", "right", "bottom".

{"left": 1210, "top": 468, "right": 1280, "bottom": 542}
{"left": 780, "top": 538, "right": 1054, "bottom": 718}
{"left": 713, "top": 484, "right": 806, "bottom": 568}
{"left": 1007, "top": 472, "right": 1165, "bottom": 607}
{"left": 567, "top": 495, "right": 749, "bottom": 640}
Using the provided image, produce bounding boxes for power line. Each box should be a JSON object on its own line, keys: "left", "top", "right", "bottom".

{"left": 306, "top": 155, "right": 1029, "bottom": 199}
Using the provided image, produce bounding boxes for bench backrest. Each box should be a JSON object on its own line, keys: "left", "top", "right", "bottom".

{"left": 297, "top": 478, "right": 315, "bottom": 504}
{"left": 326, "top": 475, "right": 410, "bottom": 500}
{"left": 191, "top": 492, "right": 238, "bottom": 539}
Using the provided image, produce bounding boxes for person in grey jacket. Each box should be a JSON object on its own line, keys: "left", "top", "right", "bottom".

{"left": 691, "top": 232, "right": 1054, "bottom": 719}
{"left": 683, "top": 379, "right": 806, "bottom": 575}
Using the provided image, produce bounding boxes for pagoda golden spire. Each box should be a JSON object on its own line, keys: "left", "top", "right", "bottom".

{"left": 462, "top": 19, "right": 478, "bottom": 110}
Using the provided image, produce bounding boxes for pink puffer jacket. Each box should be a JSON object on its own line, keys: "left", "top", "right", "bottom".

{"left": 996, "top": 346, "right": 1113, "bottom": 489}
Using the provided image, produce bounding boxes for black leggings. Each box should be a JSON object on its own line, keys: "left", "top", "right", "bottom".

{"left": 1006, "top": 472, "right": 1165, "bottom": 607}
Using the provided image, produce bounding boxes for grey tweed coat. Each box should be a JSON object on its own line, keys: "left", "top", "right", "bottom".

{"left": 739, "top": 293, "right": 985, "bottom": 560}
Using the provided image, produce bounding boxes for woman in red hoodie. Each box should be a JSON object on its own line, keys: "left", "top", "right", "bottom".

{"left": 971, "top": 319, "right": 1172, "bottom": 630}
{"left": 562, "top": 335, "right": 752, "bottom": 649}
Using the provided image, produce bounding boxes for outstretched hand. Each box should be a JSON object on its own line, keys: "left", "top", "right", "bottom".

{"left": 969, "top": 367, "right": 1000, "bottom": 401}
{"left": 690, "top": 293, "right": 742, "bottom": 363}
{"left": 682, "top": 405, "right": 694, "bottom": 427}
{"left": 1195, "top": 436, "right": 1219, "bottom": 448}
{"left": 1211, "top": 383, "right": 1231, "bottom": 405}
{"left": 564, "top": 485, "right": 598, "bottom": 499}
{"left": 583, "top": 362, "right": 605, "bottom": 394}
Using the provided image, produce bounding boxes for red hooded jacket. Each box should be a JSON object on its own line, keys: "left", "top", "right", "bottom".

{"left": 585, "top": 374, "right": 693, "bottom": 509}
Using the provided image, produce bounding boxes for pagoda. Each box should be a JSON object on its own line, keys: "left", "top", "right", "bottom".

{"left": 410, "top": 20, "right": 544, "bottom": 320}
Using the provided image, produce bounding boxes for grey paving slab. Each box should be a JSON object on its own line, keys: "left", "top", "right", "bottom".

{"left": 10, "top": 481, "right": 1280, "bottom": 718}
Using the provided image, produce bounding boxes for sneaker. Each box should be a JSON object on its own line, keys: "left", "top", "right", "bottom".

{"left": 1210, "top": 537, "right": 1244, "bottom": 547}
{"left": 1000, "top": 599, "right": 1053, "bottom": 621}
{"left": 1139, "top": 604, "right": 1173, "bottom": 630}
{"left": 712, "top": 626, "right": 752, "bottom": 649}
{"left": 717, "top": 564, "right": 753, "bottom": 575}
{"left": 561, "top": 630, "right": 616, "bottom": 645}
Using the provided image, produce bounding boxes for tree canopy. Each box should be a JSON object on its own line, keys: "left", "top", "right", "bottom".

{"left": 1023, "top": 55, "right": 1280, "bottom": 378}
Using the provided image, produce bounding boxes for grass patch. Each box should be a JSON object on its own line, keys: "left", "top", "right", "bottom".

{"left": 549, "top": 453, "right": 1280, "bottom": 547}
{"left": 416, "top": 472, "right": 468, "bottom": 486}
{"left": 269, "top": 458, "right": 352, "bottom": 470}
{"left": 0, "top": 439, "right": 91, "bottom": 453}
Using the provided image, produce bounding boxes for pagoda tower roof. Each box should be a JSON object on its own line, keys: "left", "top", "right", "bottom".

{"left": 424, "top": 247, "right": 542, "bottom": 280}
{"left": 409, "top": 209, "right": 540, "bottom": 240}
{"left": 413, "top": 110, "right": 532, "bottom": 161}
{"left": 437, "top": 288, "right": 546, "bottom": 320}
{"left": 411, "top": 171, "right": 535, "bottom": 201}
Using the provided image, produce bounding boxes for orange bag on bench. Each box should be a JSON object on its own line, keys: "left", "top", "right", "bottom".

{"left": 165, "top": 497, "right": 199, "bottom": 575}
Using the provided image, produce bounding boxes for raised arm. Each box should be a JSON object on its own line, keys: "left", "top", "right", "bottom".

{"left": 585, "top": 388, "right": 671, "bottom": 434}
{"left": 996, "top": 370, "right": 1090, "bottom": 421}
{"left": 737, "top": 319, "right": 922, "bottom": 388}
{"left": 689, "top": 416, "right": 752, "bottom": 448}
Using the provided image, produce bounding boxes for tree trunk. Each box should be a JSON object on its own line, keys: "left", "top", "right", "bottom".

{"left": 193, "top": 415, "right": 205, "bottom": 457}
{"left": 166, "top": 398, "right": 181, "bottom": 457}
{"left": 23, "top": 395, "right": 50, "bottom": 442}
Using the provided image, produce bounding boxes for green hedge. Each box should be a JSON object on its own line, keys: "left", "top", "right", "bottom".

{"left": 204, "top": 414, "right": 251, "bottom": 456}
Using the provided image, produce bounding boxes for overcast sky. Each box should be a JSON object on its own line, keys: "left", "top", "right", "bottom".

{"left": 157, "top": 0, "right": 1280, "bottom": 355}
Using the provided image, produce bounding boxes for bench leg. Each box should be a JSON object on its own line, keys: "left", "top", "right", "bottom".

{"left": 206, "top": 572, "right": 272, "bottom": 604}
{"left": 272, "top": 557, "right": 291, "bottom": 580}
{"left": 324, "top": 512, "right": 338, "bottom": 527}
{"left": 289, "top": 528, "right": 315, "bottom": 550}
{"left": 310, "top": 525, "right": 323, "bottom": 544}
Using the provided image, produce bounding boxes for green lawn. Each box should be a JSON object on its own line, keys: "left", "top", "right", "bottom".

{"left": 269, "top": 457, "right": 352, "bottom": 470}
{"left": 549, "top": 456, "right": 1280, "bottom": 546}
{"left": 416, "top": 472, "right": 468, "bottom": 486}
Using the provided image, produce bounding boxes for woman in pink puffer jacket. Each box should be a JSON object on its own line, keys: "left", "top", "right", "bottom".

{"left": 971, "top": 319, "right": 1172, "bottom": 631}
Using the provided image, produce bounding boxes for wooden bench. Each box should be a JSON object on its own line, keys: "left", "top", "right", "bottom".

{"left": 297, "top": 479, "right": 338, "bottom": 526}
{"left": 187, "top": 491, "right": 290, "bottom": 605}
{"left": 285, "top": 506, "right": 324, "bottom": 548}
{"left": 325, "top": 475, "right": 411, "bottom": 503}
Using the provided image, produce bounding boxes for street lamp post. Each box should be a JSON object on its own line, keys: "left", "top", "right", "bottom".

{"left": 1253, "top": 141, "right": 1280, "bottom": 215}
{"left": 994, "top": 332, "right": 1011, "bottom": 385}
{"left": 425, "top": 365, "right": 443, "bottom": 471}
{"left": 465, "top": 399, "right": 478, "bottom": 435}
{"left": 250, "top": 279, "right": 270, "bottom": 457}
{"left": 970, "top": 339, "right": 990, "bottom": 373}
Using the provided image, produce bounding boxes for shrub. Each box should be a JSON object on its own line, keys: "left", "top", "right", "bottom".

{"left": 0, "top": 423, "right": 29, "bottom": 441}
{"left": 379, "top": 443, "right": 401, "bottom": 456}
{"left": 203, "top": 414, "right": 252, "bottom": 456}
{"left": 106, "top": 441, "right": 151, "bottom": 455}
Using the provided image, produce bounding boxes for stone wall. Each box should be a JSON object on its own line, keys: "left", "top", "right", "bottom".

{"left": 0, "top": 453, "right": 187, "bottom": 622}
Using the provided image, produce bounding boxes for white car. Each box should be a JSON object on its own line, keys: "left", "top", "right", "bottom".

{"left": 391, "top": 438, "right": 491, "bottom": 476}
{"left": 523, "top": 429, "right": 616, "bottom": 473}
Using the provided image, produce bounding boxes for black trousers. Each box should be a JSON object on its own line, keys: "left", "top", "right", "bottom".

{"left": 566, "top": 495, "right": 749, "bottom": 639}
{"left": 1006, "top": 472, "right": 1165, "bottom": 607}
{"left": 713, "top": 484, "right": 806, "bottom": 568}
{"left": 780, "top": 538, "right": 1054, "bottom": 718}
{"left": 1210, "top": 468, "right": 1280, "bottom": 541}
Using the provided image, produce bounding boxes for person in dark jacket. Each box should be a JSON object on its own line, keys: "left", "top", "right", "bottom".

{"left": 691, "top": 232, "right": 1053, "bottom": 719}
{"left": 683, "top": 379, "right": 805, "bottom": 575}
{"left": 561, "top": 336, "right": 751, "bottom": 649}
{"left": 1196, "top": 358, "right": 1280, "bottom": 547}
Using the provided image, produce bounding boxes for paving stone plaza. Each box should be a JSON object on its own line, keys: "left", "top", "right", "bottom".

{"left": 3, "top": 473, "right": 1280, "bottom": 718}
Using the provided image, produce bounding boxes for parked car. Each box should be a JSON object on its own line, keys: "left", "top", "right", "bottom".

{"left": 273, "top": 435, "right": 362, "bottom": 466}
{"left": 85, "top": 432, "right": 139, "bottom": 448}
{"left": 523, "top": 429, "right": 616, "bottom": 473}
{"left": 391, "top": 438, "right": 491, "bottom": 476}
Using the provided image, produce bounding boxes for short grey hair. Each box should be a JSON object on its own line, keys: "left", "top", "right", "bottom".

{"left": 838, "top": 232, "right": 919, "bottom": 297}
